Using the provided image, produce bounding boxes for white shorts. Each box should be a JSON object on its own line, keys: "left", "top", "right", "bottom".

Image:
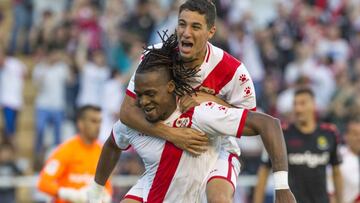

{"left": 206, "top": 151, "right": 241, "bottom": 191}
{"left": 123, "top": 179, "right": 145, "bottom": 202}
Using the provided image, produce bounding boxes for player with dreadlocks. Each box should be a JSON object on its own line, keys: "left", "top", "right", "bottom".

{"left": 88, "top": 33, "right": 295, "bottom": 203}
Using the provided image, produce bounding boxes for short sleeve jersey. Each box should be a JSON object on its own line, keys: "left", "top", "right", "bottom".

{"left": 112, "top": 102, "right": 248, "bottom": 202}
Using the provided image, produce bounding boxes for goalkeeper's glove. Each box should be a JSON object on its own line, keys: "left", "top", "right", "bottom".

{"left": 86, "top": 180, "right": 111, "bottom": 203}
{"left": 58, "top": 187, "right": 87, "bottom": 203}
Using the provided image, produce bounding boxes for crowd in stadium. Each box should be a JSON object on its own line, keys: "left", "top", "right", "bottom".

{"left": 0, "top": 0, "right": 360, "bottom": 202}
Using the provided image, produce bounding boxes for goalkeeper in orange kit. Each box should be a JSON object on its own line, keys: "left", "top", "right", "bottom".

{"left": 37, "top": 105, "right": 112, "bottom": 203}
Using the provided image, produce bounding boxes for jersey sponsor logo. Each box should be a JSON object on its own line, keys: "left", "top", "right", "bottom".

{"left": 69, "top": 173, "right": 94, "bottom": 184}
{"left": 239, "top": 74, "right": 249, "bottom": 85}
{"left": 317, "top": 136, "right": 329, "bottom": 150}
{"left": 288, "top": 151, "right": 330, "bottom": 168}
{"left": 175, "top": 117, "right": 190, "bottom": 128}
{"left": 199, "top": 86, "right": 215, "bottom": 95}
{"left": 244, "top": 86, "right": 252, "bottom": 97}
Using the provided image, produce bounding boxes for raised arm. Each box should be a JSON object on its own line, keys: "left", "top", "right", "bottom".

{"left": 120, "top": 94, "right": 209, "bottom": 156}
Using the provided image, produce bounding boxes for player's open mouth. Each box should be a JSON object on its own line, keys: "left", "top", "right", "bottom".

{"left": 180, "top": 41, "right": 193, "bottom": 54}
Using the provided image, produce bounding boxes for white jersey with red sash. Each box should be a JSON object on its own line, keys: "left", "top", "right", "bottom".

{"left": 112, "top": 102, "right": 248, "bottom": 202}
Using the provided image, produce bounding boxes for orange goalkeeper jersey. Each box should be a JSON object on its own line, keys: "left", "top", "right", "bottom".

{"left": 37, "top": 135, "right": 112, "bottom": 203}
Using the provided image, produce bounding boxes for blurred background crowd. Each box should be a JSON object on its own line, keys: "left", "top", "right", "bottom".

{"left": 0, "top": 0, "right": 359, "bottom": 202}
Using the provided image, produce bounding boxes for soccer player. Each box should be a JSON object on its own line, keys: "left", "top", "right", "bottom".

{"left": 253, "top": 88, "right": 343, "bottom": 203}
{"left": 88, "top": 34, "right": 296, "bottom": 203}
{"left": 119, "top": 0, "right": 257, "bottom": 201}
{"left": 37, "top": 105, "right": 112, "bottom": 203}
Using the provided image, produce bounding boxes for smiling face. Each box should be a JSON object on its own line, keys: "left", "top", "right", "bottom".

{"left": 177, "top": 9, "right": 215, "bottom": 66}
{"left": 134, "top": 68, "right": 177, "bottom": 122}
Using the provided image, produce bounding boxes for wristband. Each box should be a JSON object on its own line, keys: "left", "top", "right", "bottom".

{"left": 273, "top": 171, "right": 289, "bottom": 190}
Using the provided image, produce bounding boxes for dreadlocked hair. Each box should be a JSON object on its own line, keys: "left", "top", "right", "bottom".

{"left": 137, "top": 30, "right": 199, "bottom": 97}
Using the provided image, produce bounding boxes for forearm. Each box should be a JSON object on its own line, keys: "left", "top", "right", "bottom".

{"left": 333, "top": 166, "right": 343, "bottom": 203}
{"left": 38, "top": 177, "right": 60, "bottom": 197}
{"left": 262, "top": 119, "right": 288, "bottom": 172}
{"left": 94, "top": 137, "right": 121, "bottom": 186}
{"left": 120, "top": 96, "right": 172, "bottom": 140}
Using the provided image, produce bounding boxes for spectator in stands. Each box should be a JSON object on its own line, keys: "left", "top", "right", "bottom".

{"left": 32, "top": 47, "right": 71, "bottom": 158}
{"left": 0, "top": 48, "right": 27, "bottom": 142}
{"left": 99, "top": 0, "right": 128, "bottom": 68}
{"left": 0, "top": 8, "right": 5, "bottom": 47}
{"left": 99, "top": 69, "right": 125, "bottom": 143}
{"left": 37, "top": 105, "right": 112, "bottom": 203}
{"left": 71, "top": 0, "right": 102, "bottom": 51}
{"left": 227, "top": 23, "right": 265, "bottom": 97}
{"left": 0, "top": 142, "right": 23, "bottom": 203}
{"left": 283, "top": 41, "right": 335, "bottom": 112}
{"left": 8, "top": 0, "right": 33, "bottom": 55}
{"left": 120, "top": 0, "right": 155, "bottom": 45}
{"left": 30, "top": 10, "right": 57, "bottom": 50}
{"left": 316, "top": 24, "right": 350, "bottom": 66}
{"left": 257, "top": 73, "right": 280, "bottom": 116}
{"left": 326, "top": 70, "right": 354, "bottom": 133}
{"left": 75, "top": 36, "right": 110, "bottom": 107}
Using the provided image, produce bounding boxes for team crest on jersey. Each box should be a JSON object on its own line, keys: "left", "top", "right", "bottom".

{"left": 317, "top": 136, "right": 329, "bottom": 150}
{"left": 199, "top": 86, "right": 215, "bottom": 95}
{"left": 239, "top": 74, "right": 249, "bottom": 85}
{"left": 175, "top": 117, "right": 190, "bottom": 128}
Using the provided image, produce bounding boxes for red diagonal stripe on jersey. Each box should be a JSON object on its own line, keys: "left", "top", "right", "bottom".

{"left": 147, "top": 142, "right": 182, "bottom": 202}
{"left": 199, "top": 52, "right": 241, "bottom": 94}
{"left": 147, "top": 108, "right": 194, "bottom": 202}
